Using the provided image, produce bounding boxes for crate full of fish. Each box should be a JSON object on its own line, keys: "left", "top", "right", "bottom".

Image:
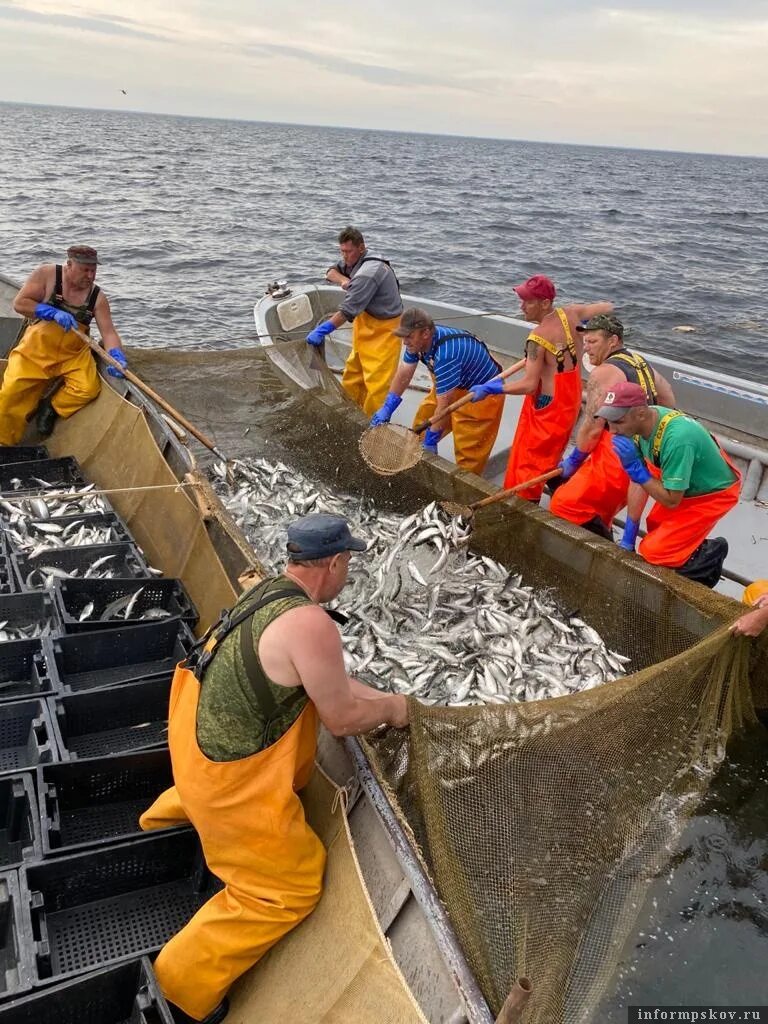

{"left": 0, "top": 872, "right": 32, "bottom": 1000}
{"left": 0, "top": 957, "right": 174, "bottom": 1024}
{"left": 48, "top": 676, "right": 172, "bottom": 761}
{"left": 0, "top": 446, "right": 49, "bottom": 468}
{"left": 38, "top": 748, "right": 176, "bottom": 855}
{"left": 0, "top": 458, "right": 85, "bottom": 495}
{"left": 13, "top": 542, "right": 150, "bottom": 593}
{"left": 0, "top": 593, "right": 61, "bottom": 644}
{"left": 0, "top": 640, "right": 59, "bottom": 704}
{"left": 3, "top": 512, "right": 132, "bottom": 563}
{"left": 53, "top": 577, "right": 199, "bottom": 634}
{"left": 20, "top": 830, "right": 220, "bottom": 984}
{"left": 51, "top": 619, "right": 193, "bottom": 693}
{"left": 0, "top": 700, "right": 58, "bottom": 777}
{"left": 0, "top": 485, "right": 114, "bottom": 524}
{"left": 0, "top": 774, "right": 41, "bottom": 870}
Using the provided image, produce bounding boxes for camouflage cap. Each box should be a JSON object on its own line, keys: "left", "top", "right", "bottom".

{"left": 394, "top": 308, "right": 434, "bottom": 337}
{"left": 576, "top": 313, "right": 623, "bottom": 338}
{"left": 67, "top": 245, "right": 100, "bottom": 266}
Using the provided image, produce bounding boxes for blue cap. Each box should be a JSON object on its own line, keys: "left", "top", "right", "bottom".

{"left": 286, "top": 513, "right": 367, "bottom": 561}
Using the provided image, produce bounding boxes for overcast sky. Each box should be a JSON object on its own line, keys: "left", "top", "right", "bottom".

{"left": 1, "top": 0, "right": 767, "bottom": 157}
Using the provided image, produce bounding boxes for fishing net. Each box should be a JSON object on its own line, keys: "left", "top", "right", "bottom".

{"left": 358, "top": 423, "right": 423, "bottom": 476}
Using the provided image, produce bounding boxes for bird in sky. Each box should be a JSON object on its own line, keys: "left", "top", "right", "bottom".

{"left": 121, "top": 89, "right": 127, "bottom": 95}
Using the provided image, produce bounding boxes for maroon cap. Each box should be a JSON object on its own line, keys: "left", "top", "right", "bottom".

{"left": 513, "top": 275, "right": 556, "bottom": 302}
{"left": 67, "top": 245, "right": 100, "bottom": 266}
{"left": 594, "top": 381, "right": 649, "bottom": 421}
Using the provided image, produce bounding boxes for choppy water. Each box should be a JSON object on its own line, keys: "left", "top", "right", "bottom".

{"left": 2, "top": 101, "right": 767, "bottom": 383}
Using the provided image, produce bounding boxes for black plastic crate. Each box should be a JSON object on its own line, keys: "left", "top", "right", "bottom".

{"left": 0, "top": 641, "right": 57, "bottom": 705}
{"left": 4, "top": 513, "right": 132, "bottom": 561}
{"left": 0, "top": 872, "right": 32, "bottom": 999}
{"left": 0, "top": 593, "right": 60, "bottom": 644}
{"left": 0, "top": 563, "right": 14, "bottom": 599}
{"left": 13, "top": 542, "right": 149, "bottom": 593}
{"left": 55, "top": 576, "right": 199, "bottom": 633}
{"left": 38, "top": 750, "right": 177, "bottom": 855}
{"left": 0, "top": 701, "right": 56, "bottom": 777}
{"left": 49, "top": 677, "right": 171, "bottom": 760}
{"left": 0, "top": 458, "right": 84, "bottom": 495}
{"left": 51, "top": 619, "right": 192, "bottom": 693}
{"left": 0, "top": 957, "right": 174, "bottom": 1023}
{"left": 0, "top": 448, "right": 48, "bottom": 468}
{"left": 0, "top": 776, "right": 40, "bottom": 869}
{"left": 0, "top": 491, "right": 114, "bottom": 522}
{"left": 22, "top": 831, "right": 220, "bottom": 984}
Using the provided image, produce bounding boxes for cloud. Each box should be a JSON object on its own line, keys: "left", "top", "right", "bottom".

{"left": 0, "top": 2, "right": 168, "bottom": 42}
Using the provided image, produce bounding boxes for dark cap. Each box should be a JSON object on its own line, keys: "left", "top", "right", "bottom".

{"left": 594, "top": 381, "right": 649, "bottom": 421}
{"left": 394, "top": 308, "right": 434, "bottom": 337}
{"left": 576, "top": 313, "right": 624, "bottom": 338}
{"left": 513, "top": 275, "right": 556, "bottom": 302}
{"left": 286, "top": 513, "right": 367, "bottom": 561}
{"left": 67, "top": 245, "right": 100, "bottom": 266}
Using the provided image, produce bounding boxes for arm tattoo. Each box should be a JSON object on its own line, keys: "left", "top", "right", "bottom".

{"left": 584, "top": 376, "right": 606, "bottom": 419}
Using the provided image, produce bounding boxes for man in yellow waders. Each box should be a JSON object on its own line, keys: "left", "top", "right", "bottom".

{"left": 369, "top": 307, "right": 504, "bottom": 475}
{"left": 140, "top": 513, "right": 409, "bottom": 1023}
{"left": 0, "top": 245, "right": 128, "bottom": 444}
{"left": 306, "top": 226, "right": 402, "bottom": 416}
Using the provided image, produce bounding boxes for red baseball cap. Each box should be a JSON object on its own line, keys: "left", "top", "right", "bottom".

{"left": 513, "top": 275, "right": 556, "bottom": 301}
{"left": 594, "top": 381, "right": 649, "bottom": 421}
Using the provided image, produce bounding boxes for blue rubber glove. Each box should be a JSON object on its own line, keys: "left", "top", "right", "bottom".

{"left": 106, "top": 347, "right": 128, "bottom": 379}
{"left": 611, "top": 435, "right": 651, "bottom": 485}
{"left": 35, "top": 302, "right": 76, "bottom": 331}
{"left": 558, "top": 447, "right": 589, "bottom": 480}
{"left": 423, "top": 429, "right": 442, "bottom": 454}
{"left": 619, "top": 517, "right": 640, "bottom": 551}
{"left": 469, "top": 377, "right": 505, "bottom": 403}
{"left": 306, "top": 321, "right": 336, "bottom": 347}
{"left": 370, "top": 392, "right": 402, "bottom": 427}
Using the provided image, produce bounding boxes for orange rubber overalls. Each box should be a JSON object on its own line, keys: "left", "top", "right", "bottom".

{"left": 341, "top": 310, "right": 403, "bottom": 417}
{"left": 637, "top": 418, "right": 741, "bottom": 568}
{"left": 551, "top": 350, "right": 659, "bottom": 530}
{"left": 139, "top": 587, "right": 326, "bottom": 1021}
{"left": 504, "top": 308, "right": 582, "bottom": 501}
{"left": 0, "top": 265, "right": 101, "bottom": 445}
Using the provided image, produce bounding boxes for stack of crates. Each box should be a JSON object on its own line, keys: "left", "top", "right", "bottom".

{"left": 0, "top": 446, "right": 210, "bottom": 1020}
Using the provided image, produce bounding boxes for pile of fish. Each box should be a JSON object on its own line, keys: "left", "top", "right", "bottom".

{"left": 212, "top": 457, "right": 630, "bottom": 706}
{"left": 0, "top": 485, "right": 111, "bottom": 521}
{"left": 21, "top": 555, "right": 142, "bottom": 591}
{"left": 75, "top": 587, "right": 172, "bottom": 624}
{"left": 0, "top": 618, "right": 58, "bottom": 642}
{"left": 3, "top": 517, "right": 124, "bottom": 557}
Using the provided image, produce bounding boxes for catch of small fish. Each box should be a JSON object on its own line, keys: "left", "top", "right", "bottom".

{"left": 0, "top": 485, "right": 110, "bottom": 519}
{"left": 212, "top": 457, "right": 630, "bottom": 706}
{"left": 76, "top": 588, "right": 172, "bottom": 624}
{"left": 0, "top": 618, "right": 58, "bottom": 642}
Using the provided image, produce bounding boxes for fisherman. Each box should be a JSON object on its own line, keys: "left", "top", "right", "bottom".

{"left": 549, "top": 314, "right": 675, "bottom": 537}
{"left": 599, "top": 382, "right": 740, "bottom": 587}
{"left": 306, "top": 226, "right": 403, "bottom": 416}
{"left": 731, "top": 579, "right": 768, "bottom": 638}
{"left": 140, "top": 513, "right": 409, "bottom": 1024}
{"left": 0, "top": 246, "right": 128, "bottom": 444}
{"left": 468, "top": 274, "right": 613, "bottom": 501}
{"left": 369, "top": 307, "right": 504, "bottom": 475}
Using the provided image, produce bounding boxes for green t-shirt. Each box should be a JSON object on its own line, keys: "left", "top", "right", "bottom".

{"left": 196, "top": 577, "right": 310, "bottom": 762}
{"left": 637, "top": 408, "right": 737, "bottom": 497}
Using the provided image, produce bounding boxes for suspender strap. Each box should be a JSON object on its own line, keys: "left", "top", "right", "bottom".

{"left": 54, "top": 264, "right": 63, "bottom": 299}
{"left": 635, "top": 409, "right": 684, "bottom": 466}
{"left": 608, "top": 350, "right": 658, "bottom": 403}
{"left": 359, "top": 255, "right": 401, "bottom": 291}
{"left": 86, "top": 285, "right": 100, "bottom": 313}
{"left": 238, "top": 615, "right": 307, "bottom": 728}
{"left": 425, "top": 331, "right": 502, "bottom": 375}
{"left": 527, "top": 309, "right": 577, "bottom": 372}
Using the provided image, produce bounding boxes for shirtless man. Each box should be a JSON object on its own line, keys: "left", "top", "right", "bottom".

{"left": 549, "top": 314, "right": 675, "bottom": 537}
{"left": 469, "top": 275, "right": 613, "bottom": 501}
{"left": 1, "top": 246, "right": 127, "bottom": 443}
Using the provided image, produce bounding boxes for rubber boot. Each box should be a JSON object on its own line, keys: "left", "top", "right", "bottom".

{"left": 676, "top": 537, "right": 729, "bottom": 589}
{"left": 168, "top": 996, "right": 230, "bottom": 1024}
{"left": 34, "top": 398, "right": 58, "bottom": 439}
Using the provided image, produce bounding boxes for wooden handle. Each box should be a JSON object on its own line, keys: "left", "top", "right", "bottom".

{"left": 471, "top": 468, "right": 561, "bottom": 511}
{"left": 74, "top": 329, "right": 229, "bottom": 462}
{"left": 413, "top": 357, "right": 526, "bottom": 434}
{"left": 495, "top": 978, "right": 533, "bottom": 1024}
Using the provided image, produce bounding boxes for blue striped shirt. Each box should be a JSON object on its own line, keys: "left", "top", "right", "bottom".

{"left": 403, "top": 326, "right": 499, "bottom": 395}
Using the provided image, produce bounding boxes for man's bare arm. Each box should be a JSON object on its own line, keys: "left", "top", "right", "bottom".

{"left": 289, "top": 609, "right": 408, "bottom": 735}
{"left": 326, "top": 267, "right": 350, "bottom": 288}
{"left": 572, "top": 300, "right": 614, "bottom": 321}
{"left": 626, "top": 481, "right": 649, "bottom": 523}
{"left": 389, "top": 360, "right": 418, "bottom": 396}
{"left": 12, "top": 266, "right": 50, "bottom": 318}
{"left": 639, "top": 477, "right": 685, "bottom": 509}
{"left": 92, "top": 294, "right": 123, "bottom": 351}
{"left": 653, "top": 369, "right": 676, "bottom": 407}
{"left": 502, "top": 342, "right": 545, "bottom": 396}
{"left": 574, "top": 368, "right": 613, "bottom": 452}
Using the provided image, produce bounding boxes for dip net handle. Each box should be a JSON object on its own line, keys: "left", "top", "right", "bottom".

{"left": 413, "top": 357, "right": 526, "bottom": 433}
{"left": 440, "top": 468, "right": 562, "bottom": 518}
